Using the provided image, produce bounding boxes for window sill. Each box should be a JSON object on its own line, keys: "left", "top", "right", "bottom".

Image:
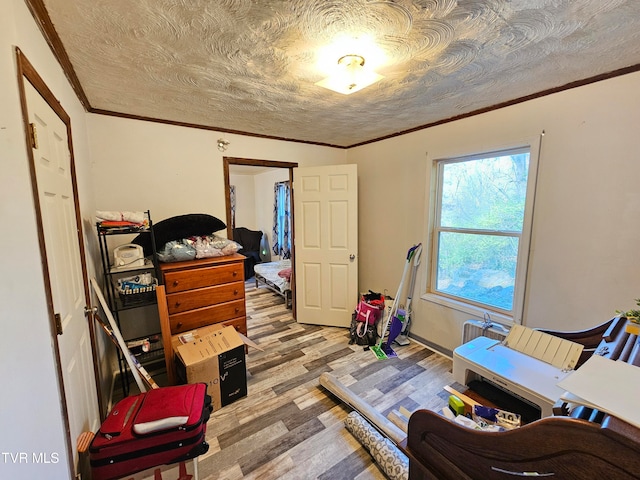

{"left": 420, "top": 292, "right": 515, "bottom": 326}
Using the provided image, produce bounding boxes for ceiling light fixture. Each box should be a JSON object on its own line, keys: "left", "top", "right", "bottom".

{"left": 315, "top": 54, "right": 384, "bottom": 95}
{"left": 217, "top": 138, "right": 230, "bottom": 152}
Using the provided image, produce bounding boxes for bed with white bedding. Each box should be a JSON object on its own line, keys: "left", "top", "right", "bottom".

{"left": 254, "top": 259, "right": 292, "bottom": 308}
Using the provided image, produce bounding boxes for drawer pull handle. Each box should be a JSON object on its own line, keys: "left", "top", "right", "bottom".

{"left": 234, "top": 289, "right": 239, "bottom": 295}
{"left": 235, "top": 307, "right": 240, "bottom": 313}
{"left": 173, "top": 280, "right": 179, "bottom": 287}
{"left": 174, "top": 302, "right": 181, "bottom": 308}
{"left": 176, "top": 322, "right": 183, "bottom": 329}
{"left": 232, "top": 271, "right": 237, "bottom": 277}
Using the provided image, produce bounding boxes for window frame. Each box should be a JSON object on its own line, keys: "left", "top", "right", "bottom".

{"left": 423, "top": 140, "right": 541, "bottom": 325}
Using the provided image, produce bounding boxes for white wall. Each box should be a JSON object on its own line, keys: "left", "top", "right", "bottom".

{"left": 229, "top": 173, "right": 257, "bottom": 229}
{"left": 349, "top": 71, "right": 640, "bottom": 354}
{"left": 87, "top": 115, "right": 347, "bottom": 226}
{"left": 0, "top": 1, "right": 100, "bottom": 478}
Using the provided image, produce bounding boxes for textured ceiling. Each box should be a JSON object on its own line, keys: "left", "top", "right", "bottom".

{"left": 41, "top": 0, "right": 640, "bottom": 147}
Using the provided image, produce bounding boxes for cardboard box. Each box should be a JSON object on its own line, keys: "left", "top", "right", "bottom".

{"left": 173, "top": 325, "right": 247, "bottom": 411}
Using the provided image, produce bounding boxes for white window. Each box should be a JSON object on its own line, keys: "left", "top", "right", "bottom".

{"left": 427, "top": 143, "right": 539, "bottom": 323}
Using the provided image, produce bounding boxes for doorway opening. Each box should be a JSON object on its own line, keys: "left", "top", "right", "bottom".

{"left": 223, "top": 157, "right": 298, "bottom": 312}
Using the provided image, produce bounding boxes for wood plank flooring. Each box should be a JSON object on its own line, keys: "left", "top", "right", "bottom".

{"left": 196, "top": 285, "right": 454, "bottom": 480}
{"left": 118, "top": 283, "right": 454, "bottom": 480}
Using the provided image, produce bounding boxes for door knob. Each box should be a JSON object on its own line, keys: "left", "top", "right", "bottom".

{"left": 349, "top": 254, "right": 356, "bottom": 261}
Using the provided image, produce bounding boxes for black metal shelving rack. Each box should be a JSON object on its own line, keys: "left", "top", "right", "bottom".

{"left": 96, "top": 210, "right": 163, "bottom": 396}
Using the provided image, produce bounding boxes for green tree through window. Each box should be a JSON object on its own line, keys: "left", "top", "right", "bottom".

{"left": 433, "top": 148, "right": 530, "bottom": 312}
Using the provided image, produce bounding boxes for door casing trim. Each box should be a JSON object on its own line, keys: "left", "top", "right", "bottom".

{"left": 223, "top": 157, "right": 298, "bottom": 314}
{"left": 15, "top": 46, "right": 103, "bottom": 477}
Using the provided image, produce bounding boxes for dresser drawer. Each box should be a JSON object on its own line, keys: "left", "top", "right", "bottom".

{"left": 164, "top": 262, "right": 244, "bottom": 293}
{"left": 166, "top": 281, "right": 244, "bottom": 314}
{"left": 170, "top": 316, "right": 247, "bottom": 338}
{"left": 169, "top": 299, "right": 246, "bottom": 334}
{"left": 197, "top": 316, "right": 247, "bottom": 336}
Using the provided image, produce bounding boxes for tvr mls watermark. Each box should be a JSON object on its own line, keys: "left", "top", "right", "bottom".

{"left": 2, "top": 452, "right": 60, "bottom": 464}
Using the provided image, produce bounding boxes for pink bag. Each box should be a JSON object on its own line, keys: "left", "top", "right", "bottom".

{"left": 355, "top": 300, "right": 383, "bottom": 325}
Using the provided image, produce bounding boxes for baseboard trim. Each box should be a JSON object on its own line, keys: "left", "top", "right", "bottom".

{"left": 408, "top": 333, "right": 453, "bottom": 359}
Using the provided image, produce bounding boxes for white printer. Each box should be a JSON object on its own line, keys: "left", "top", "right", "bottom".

{"left": 453, "top": 324, "right": 583, "bottom": 418}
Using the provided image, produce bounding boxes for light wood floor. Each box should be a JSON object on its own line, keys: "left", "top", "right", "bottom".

{"left": 118, "top": 283, "right": 455, "bottom": 480}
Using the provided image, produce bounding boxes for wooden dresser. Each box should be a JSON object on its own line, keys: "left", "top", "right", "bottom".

{"left": 156, "top": 253, "right": 246, "bottom": 383}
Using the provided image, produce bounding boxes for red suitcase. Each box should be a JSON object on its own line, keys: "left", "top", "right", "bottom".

{"left": 90, "top": 383, "right": 212, "bottom": 480}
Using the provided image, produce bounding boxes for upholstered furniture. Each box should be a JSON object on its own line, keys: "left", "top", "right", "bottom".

{"left": 233, "top": 227, "right": 263, "bottom": 279}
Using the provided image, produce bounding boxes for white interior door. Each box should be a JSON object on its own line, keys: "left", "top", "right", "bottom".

{"left": 25, "top": 81, "right": 99, "bottom": 472}
{"left": 294, "top": 164, "right": 358, "bottom": 327}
